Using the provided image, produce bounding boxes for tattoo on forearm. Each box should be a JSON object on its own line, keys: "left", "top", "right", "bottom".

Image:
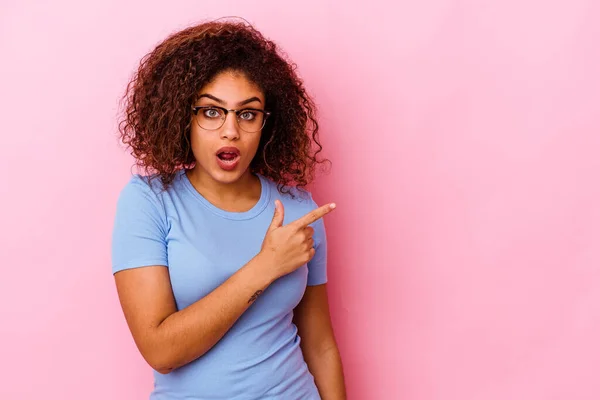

{"left": 247, "top": 290, "right": 263, "bottom": 303}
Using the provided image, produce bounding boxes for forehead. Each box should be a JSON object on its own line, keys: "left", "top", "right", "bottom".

{"left": 199, "top": 70, "right": 264, "bottom": 102}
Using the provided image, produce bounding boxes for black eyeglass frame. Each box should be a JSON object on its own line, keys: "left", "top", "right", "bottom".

{"left": 191, "top": 105, "right": 271, "bottom": 132}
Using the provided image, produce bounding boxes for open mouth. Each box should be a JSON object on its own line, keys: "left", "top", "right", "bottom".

{"left": 217, "top": 151, "right": 239, "bottom": 163}
{"left": 216, "top": 147, "right": 241, "bottom": 170}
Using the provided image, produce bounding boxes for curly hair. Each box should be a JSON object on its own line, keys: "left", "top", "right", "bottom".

{"left": 118, "top": 19, "right": 329, "bottom": 193}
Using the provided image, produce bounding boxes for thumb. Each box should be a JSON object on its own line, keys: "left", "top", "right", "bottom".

{"left": 268, "top": 200, "right": 284, "bottom": 232}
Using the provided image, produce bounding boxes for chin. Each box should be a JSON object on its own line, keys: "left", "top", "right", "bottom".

{"left": 191, "top": 155, "right": 256, "bottom": 185}
{"left": 208, "top": 165, "right": 252, "bottom": 184}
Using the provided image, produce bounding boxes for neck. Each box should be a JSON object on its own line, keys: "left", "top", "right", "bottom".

{"left": 186, "top": 167, "right": 258, "bottom": 204}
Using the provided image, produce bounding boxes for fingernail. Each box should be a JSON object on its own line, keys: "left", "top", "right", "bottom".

{"left": 330, "top": 203, "right": 336, "bottom": 209}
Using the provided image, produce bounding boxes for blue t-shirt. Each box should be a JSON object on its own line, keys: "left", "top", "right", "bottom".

{"left": 111, "top": 169, "right": 327, "bottom": 400}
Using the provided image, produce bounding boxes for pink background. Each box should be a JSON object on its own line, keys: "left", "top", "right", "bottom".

{"left": 1, "top": 0, "right": 599, "bottom": 399}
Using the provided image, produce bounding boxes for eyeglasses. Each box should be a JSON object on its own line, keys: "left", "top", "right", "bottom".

{"left": 191, "top": 106, "right": 271, "bottom": 133}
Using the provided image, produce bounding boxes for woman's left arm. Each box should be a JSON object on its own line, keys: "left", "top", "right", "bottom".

{"left": 293, "top": 284, "right": 347, "bottom": 400}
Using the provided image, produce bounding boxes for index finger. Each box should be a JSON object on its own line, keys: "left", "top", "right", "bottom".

{"left": 291, "top": 203, "right": 336, "bottom": 228}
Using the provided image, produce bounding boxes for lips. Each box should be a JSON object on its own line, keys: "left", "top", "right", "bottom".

{"left": 216, "top": 146, "right": 241, "bottom": 171}
{"left": 216, "top": 146, "right": 240, "bottom": 159}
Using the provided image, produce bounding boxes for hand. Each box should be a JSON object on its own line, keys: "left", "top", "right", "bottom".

{"left": 259, "top": 199, "right": 336, "bottom": 281}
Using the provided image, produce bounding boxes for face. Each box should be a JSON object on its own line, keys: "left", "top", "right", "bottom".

{"left": 189, "top": 70, "right": 266, "bottom": 185}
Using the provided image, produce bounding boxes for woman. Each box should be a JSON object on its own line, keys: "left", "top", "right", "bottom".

{"left": 111, "top": 19, "right": 346, "bottom": 399}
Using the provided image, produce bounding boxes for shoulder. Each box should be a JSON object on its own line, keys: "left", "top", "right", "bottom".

{"left": 116, "top": 173, "right": 167, "bottom": 214}
{"left": 261, "top": 176, "right": 316, "bottom": 208}
{"left": 119, "top": 173, "right": 158, "bottom": 197}
{"left": 259, "top": 175, "right": 321, "bottom": 225}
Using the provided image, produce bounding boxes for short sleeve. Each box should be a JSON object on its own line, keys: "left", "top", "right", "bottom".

{"left": 307, "top": 195, "right": 328, "bottom": 286}
{"left": 111, "top": 176, "right": 168, "bottom": 274}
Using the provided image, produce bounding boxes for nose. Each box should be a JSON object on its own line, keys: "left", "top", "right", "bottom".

{"left": 220, "top": 112, "right": 240, "bottom": 140}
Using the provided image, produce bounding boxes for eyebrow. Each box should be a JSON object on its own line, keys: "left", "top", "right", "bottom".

{"left": 198, "top": 94, "right": 262, "bottom": 107}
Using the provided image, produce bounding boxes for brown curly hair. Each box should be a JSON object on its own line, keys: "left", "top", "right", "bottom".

{"left": 118, "top": 19, "right": 329, "bottom": 193}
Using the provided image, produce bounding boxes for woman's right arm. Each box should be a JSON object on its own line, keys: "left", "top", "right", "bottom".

{"left": 114, "top": 199, "right": 335, "bottom": 374}
{"left": 114, "top": 253, "right": 273, "bottom": 374}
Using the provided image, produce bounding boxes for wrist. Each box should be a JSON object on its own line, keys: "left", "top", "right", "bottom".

{"left": 246, "top": 252, "right": 277, "bottom": 288}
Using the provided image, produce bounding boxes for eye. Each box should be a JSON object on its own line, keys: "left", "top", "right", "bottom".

{"left": 239, "top": 110, "right": 257, "bottom": 121}
{"left": 203, "top": 108, "right": 222, "bottom": 119}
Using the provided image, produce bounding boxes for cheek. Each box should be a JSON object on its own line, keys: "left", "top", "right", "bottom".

{"left": 244, "top": 135, "right": 262, "bottom": 162}
{"left": 189, "top": 130, "right": 214, "bottom": 160}
{"left": 247, "top": 133, "right": 262, "bottom": 152}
